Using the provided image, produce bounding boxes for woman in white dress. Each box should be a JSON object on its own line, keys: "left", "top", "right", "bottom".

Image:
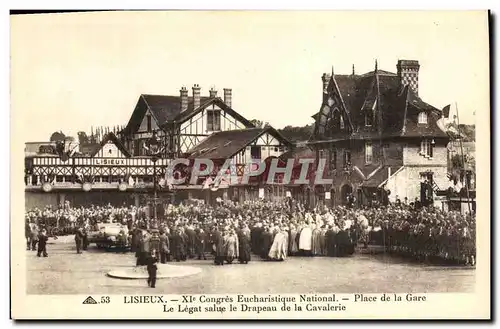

{"left": 268, "top": 227, "right": 288, "bottom": 261}
{"left": 298, "top": 220, "right": 313, "bottom": 256}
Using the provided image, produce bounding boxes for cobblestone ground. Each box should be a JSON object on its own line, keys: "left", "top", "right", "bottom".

{"left": 26, "top": 236, "right": 475, "bottom": 295}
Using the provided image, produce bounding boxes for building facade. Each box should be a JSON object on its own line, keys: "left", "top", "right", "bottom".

{"left": 308, "top": 60, "right": 450, "bottom": 208}
{"left": 25, "top": 85, "right": 292, "bottom": 208}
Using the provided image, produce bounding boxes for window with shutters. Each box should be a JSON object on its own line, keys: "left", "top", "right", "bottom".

{"left": 207, "top": 110, "right": 221, "bottom": 131}
{"left": 420, "top": 139, "right": 433, "bottom": 158}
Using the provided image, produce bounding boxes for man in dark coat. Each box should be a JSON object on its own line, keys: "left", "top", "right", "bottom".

{"left": 326, "top": 227, "right": 337, "bottom": 257}
{"left": 237, "top": 226, "right": 251, "bottom": 264}
{"left": 146, "top": 249, "right": 158, "bottom": 288}
{"left": 37, "top": 229, "right": 48, "bottom": 257}
{"left": 25, "top": 222, "right": 31, "bottom": 250}
{"left": 82, "top": 225, "right": 89, "bottom": 251}
{"left": 260, "top": 226, "right": 273, "bottom": 260}
{"left": 172, "top": 228, "right": 187, "bottom": 262}
{"left": 159, "top": 229, "right": 170, "bottom": 264}
{"left": 75, "top": 227, "right": 84, "bottom": 254}
{"left": 195, "top": 227, "right": 207, "bottom": 260}
{"left": 212, "top": 227, "right": 225, "bottom": 266}
{"left": 130, "top": 227, "right": 141, "bottom": 253}
{"left": 185, "top": 225, "right": 197, "bottom": 259}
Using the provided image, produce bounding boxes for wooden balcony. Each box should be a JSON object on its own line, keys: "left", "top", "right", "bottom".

{"left": 25, "top": 155, "right": 173, "bottom": 192}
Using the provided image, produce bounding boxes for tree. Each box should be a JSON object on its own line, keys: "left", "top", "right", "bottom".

{"left": 250, "top": 119, "right": 264, "bottom": 128}
{"left": 278, "top": 124, "right": 314, "bottom": 142}
{"left": 49, "top": 131, "right": 66, "bottom": 142}
{"left": 77, "top": 131, "right": 89, "bottom": 145}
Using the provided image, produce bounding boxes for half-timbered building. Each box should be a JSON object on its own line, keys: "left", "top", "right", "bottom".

{"left": 185, "top": 126, "right": 292, "bottom": 202}
{"left": 25, "top": 85, "right": 293, "bottom": 208}
{"left": 308, "top": 60, "right": 450, "bottom": 208}
{"left": 121, "top": 86, "right": 255, "bottom": 157}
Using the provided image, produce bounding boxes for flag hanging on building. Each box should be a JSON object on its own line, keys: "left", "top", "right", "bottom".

{"left": 442, "top": 104, "right": 451, "bottom": 119}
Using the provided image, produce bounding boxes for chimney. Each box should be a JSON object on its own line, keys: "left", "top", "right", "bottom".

{"left": 209, "top": 87, "right": 218, "bottom": 98}
{"left": 397, "top": 59, "right": 420, "bottom": 95}
{"left": 192, "top": 84, "right": 201, "bottom": 109}
{"left": 180, "top": 86, "right": 188, "bottom": 112}
{"left": 223, "top": 88, "right": 232, "bottom": 108}
{"left": 321, "top": 73, "right": 331, "bottom": 93}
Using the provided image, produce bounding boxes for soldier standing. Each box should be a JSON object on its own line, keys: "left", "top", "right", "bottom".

{"left": 37, "top": 229, "right": 48, "bottom": 257}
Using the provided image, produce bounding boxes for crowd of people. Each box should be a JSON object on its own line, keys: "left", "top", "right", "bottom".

{"left": 25, "top": 198, "right": 476, "bottom": 266}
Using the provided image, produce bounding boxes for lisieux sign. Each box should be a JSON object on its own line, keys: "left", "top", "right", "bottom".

{"left": 94, "top": 158, "right": 127, "bottom": 166}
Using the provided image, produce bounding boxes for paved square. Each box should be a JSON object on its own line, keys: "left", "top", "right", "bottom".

{"left": 26, "top": 237, "right": 475, "bottom": 295}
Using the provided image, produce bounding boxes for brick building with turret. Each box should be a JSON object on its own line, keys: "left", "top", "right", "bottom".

{"left": 308, "top": 59, "right": 450, "bottom": 208}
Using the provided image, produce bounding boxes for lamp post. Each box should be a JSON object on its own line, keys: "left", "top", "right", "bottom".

{"left": 146, "top": 131, "right": 162, "bottom": 221}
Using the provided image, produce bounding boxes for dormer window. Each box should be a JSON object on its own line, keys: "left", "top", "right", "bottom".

{"left": 418, "top": 112, "right": 428, "bottom": 124}
{"left": 340, "top": 116, "right": 345, "bottom": 129}
{"left": 365, "top": 111, "right": 373, "bottom": 126}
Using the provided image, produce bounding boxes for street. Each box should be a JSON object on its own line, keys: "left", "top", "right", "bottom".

{"left": 26, "top": 237, "right": 476, "bottom": 295}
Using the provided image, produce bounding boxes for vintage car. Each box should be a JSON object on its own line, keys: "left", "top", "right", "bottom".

{"left": 88, "top": 223, "right": 130, "bottom": 249}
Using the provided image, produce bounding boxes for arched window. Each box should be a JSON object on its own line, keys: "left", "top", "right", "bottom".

{"left": 418, "top": 112, "right": 428, "bottom": 124}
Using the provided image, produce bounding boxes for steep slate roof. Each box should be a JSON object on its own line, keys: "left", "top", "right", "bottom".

{"left": 187, "top": 127, "right": 292, "bottom": 160}
{"left": 143, "top": 94, "right": 210, "bottom": 125}
{"left": 90, "top": 132, "right": 131, "bottom": 157}
{"left": 123, "top": 94, "right": 255, "bottom": 135}
{"left": 310, "top": 68, "right": 448, "bottom": 142}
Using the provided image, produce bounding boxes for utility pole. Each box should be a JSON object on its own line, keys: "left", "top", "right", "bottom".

{"left": 455, "top": 103, "right": 472, "bottom": 214}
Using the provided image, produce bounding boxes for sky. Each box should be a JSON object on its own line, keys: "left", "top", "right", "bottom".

{"left": 11, "top": 11, "right": 489, "bottom": 143}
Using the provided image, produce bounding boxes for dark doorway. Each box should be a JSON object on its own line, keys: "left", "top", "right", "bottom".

{"left": 340, "top": 184, "right": 353, "bottom": 205}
